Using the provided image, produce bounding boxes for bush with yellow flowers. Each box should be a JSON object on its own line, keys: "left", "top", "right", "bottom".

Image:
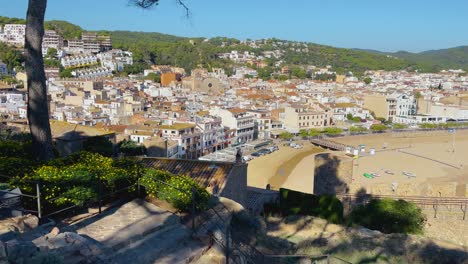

{"left": 140, "top": 169, "right": 210, "bottom": 212}
{"left": 16, "top": 152, "right": 142, "bottom": 212}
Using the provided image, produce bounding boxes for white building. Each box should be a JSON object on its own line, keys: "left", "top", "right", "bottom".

{"left": 160, "top": 123, "right": 201, "bottom": 159}
{"left": 0, "top": 24, "right": 26, "bottom": 46}
{"left": 209, "top": 107, "right": 255, "bottom": 144}
{"left": 61, "top": 55, "right": 98, "bottom": 68}
{"left": 42, "top": 30, "right": 62, "bottom": 55}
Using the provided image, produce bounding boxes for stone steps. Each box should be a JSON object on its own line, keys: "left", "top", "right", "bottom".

{"left": 110, "top": 223, "right": 206, "bottom": 264}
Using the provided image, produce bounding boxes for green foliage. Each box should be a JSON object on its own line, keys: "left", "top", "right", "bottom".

{"left": 44, "top": 20, "right": 83, "bottom": 39}
{"left": 0, "top": 16, "right": 26, "bottom": 26}
{"left": 278, "top": 188, "right": 343, "bottom": 224}
{"left": 349, "top": 126, "right": 368, "bottom": 134}
{"left": 0, "top": 140, "right": 32, "bottom": 158}
{"left": 314, "top": 73, "right": 336, "bottom": 81}
{"left": 17, "top": 152, "right": 139, "bottom": 209}
{"left": 140, "top": 169, "right": 210, "bottom": 212}
{"left": 117, "top": 139, "right": 147, "bottom": 156}
{"left": 392, "top": 123, "right": 407, "bottom": 129}
{"left": 144, "top": 72, "right": 161, "bottom": 83}
{"left": 44, "top": 59, "right": 61, "bottom": 68}
{"left": 257, "top": 67, "right": 274, "bottom": 80}
{"left": 323, "top": 127, "right": 343, "bottom": 136}
{"left": 370, "top": 124, "right": 388, "bottom": 131}
{"left": 290, "top": 66, "right": 307, "bottom": 79}
{"left": 347, "top": 114, "right": 362, "bottom": 123}
{"left": 276, "top": 75, "right": 289, "bottom": 81}
{"left": 419, "top": 123, "right": 438, "bottom": 129}
{"left": 308, "top": 128, "right": 321, "bottom": 137}
{"left": 83, "top": 136, "right": 114, "bottom": 157}
{"left": 279, "top": 131, "right": 293, "bottom": 140}
{"left": 59, "top": 68, "right": 73, "bottom": 78}
{"left": 363, "top": 77, "right": 372, "bottom": 84}
{"left": 298, "top": 129, "right": 310, "bottom": 139}
{"left": 348, "top": 198, "right": 426, "bottom": 234}
{"left": 0, "top": 43, "right": 23, "bottom": 73}
{"left": 46, "top": 48, "right": 58, "bottom": 59}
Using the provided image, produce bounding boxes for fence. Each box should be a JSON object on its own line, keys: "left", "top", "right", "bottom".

{"left": 0, "top": 172, "right": 139, "bottom": 222}
{"left": 337, "top": 193, "right": 468, "bottom": 220}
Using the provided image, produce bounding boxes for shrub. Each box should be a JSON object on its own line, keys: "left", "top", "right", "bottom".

{"left": 117, "top": 140, "right": 147, "bottom": 156}
{"left": 140, "top": 169, "right": 210, "bottom": 212}
{"left": 0, "top": 157, "right": 36, "bottom": 178}
{"left": 349, "top": 126, "right": 368, "bottom": 134}
{"left": 323, "top": 127, "right": 343, "bottom": 136}
{"left": 348, "top": 198, "right": 426, "bottom": 234}
{"left": 83, "top": 136, "right": 114, "bottom": 157}
{"left": 0, "top": 140, "right": 32, "bottom": 158}
{"left": 370, "top": 124, "right": 388, "bottom": 132}
{"left": 278, "top": 188, "right": 344, "bottom": 223}
{"left": 18, "top": 152, "right": 139, "bottom": 210}
{"left": 313, "top": 194, "right": 344, "bottom": 224}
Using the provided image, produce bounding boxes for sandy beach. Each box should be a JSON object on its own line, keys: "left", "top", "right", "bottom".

{"left": 248, "top": 130, "right": 468, "bottom": 197}
{"left": 247, "top": 142, "right": 323, "bottom": 193}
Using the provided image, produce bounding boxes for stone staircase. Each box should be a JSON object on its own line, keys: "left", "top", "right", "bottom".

{"left": 66, "top": 199, "right": 208, "bottom": 264}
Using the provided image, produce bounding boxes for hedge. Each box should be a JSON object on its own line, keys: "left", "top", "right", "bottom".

{"left": 348, "top": 198, "right": 426, "bottom": 234}
{"left": 277, "top": 188, "right": 343, "bottom": 224}
{"left": 140, "top": 168, "right": 211, "bottom": 212}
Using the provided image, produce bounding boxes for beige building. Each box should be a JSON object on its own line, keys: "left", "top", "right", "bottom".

{"left": 280, "top": 105, "right": 331, "bottom": 133}
{"left": 363, "top": 94, "right": 397, "bottom": 121}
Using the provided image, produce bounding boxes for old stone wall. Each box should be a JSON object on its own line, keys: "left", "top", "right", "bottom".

{"left": 313, "top": 153, "right": 353, "bottom": 195}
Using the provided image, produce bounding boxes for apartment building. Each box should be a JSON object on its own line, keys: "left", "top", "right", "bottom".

{"left": 195, "top": 115, "right": 226, "bottom": 155}
{"left": 0, "top": 24, "right": 26, "bottom": 46}
{"left": 61, "top": 55, "right": 98, "bottom": 68}
{"left": 209, "top": 107, "right": 255, "bottom": 144}
{"left": 160, "top": 123, "right": 201, "bottom": 159}
{"left": 247, "top": 109, "right": 272, "bottom": 139}
{"left": 363, "top": 93, "right": 416, "bottom": 122}
{"left": 64, "top": 40, "right": 84, "bottom": 54}
{"left": 280, "top": 105, "right": 329, "bottom": 133}
{"left": 42, "top": 30, "right": 62, "bottom": 55}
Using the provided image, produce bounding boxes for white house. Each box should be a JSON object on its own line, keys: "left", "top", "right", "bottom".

{"left": 209, "top": 107, "right": 255, "bottom": 144}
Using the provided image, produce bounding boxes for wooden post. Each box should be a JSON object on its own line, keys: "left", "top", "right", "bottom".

{"left": 36, "top": 183, "right": 42, "bottom": 219}
{"left": 463, "top": 201, "right": 467, "bottom": 221}
{"left": 191, "top": 186, "right": 196, "bottom": 231}
{"left": 433, "top": 200, "right": 438, "bottom": 219}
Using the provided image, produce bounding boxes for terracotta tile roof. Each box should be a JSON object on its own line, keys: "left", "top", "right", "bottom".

{"left": 141, "top": 158, "right": 234, "bottom": 193}
{"left": 227, "top": 108, "right": 246, "bottom": 114}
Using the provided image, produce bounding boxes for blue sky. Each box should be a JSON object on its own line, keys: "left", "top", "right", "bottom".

{"left": 1, "top": 0, "right": 467, "bottom": 52}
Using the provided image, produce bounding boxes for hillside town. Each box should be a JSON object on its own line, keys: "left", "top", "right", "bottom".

{"left": 1, "top": 1, "right": 468, "bottom": 262}
{"left": 1, "top": 23, "right": 468, "bottom": 161}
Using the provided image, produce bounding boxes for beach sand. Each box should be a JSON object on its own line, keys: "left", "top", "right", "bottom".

{"left": 247, "top": 142, "right": 323, "bottom": 192}
{"left": 248, "top": 130, "right": 468, "bottom": 197}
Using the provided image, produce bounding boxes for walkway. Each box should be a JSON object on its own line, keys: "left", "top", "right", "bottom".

{"left": 66, "top": 199, "right": 206, "bottom": 263}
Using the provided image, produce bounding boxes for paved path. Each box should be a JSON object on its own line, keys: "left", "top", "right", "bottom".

{"left": 68, "top": 199, "right": 180, "bottom": 250}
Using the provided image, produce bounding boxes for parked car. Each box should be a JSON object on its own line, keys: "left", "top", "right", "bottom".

{"left": 267, "top": 145, "right": 279, "bottom": 152}
{"left": 251, "top": 152, "right": 262, "bottom": 157}
{"left": 258, "top": 149, "right": 271, "bottom": 155}
{"left": 242, "top": 155, "right": 253, "bottom": 162}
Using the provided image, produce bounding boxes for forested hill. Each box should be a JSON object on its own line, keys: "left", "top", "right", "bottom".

{"left": 1, "top": 15, "right": 467, "bottom": 75}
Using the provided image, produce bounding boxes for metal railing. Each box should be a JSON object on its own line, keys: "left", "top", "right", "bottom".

{"left": 337, "top": 193, "right": 468, "bottom": 220}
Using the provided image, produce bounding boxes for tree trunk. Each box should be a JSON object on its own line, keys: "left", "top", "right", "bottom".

{"left": 24, "top": 0, "right": 54, "bottom": 161}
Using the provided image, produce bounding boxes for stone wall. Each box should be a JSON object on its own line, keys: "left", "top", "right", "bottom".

{"left": 221, "top": 163, "right": 248, "bottom": 207}
{"left": 313, "top": 153, "right": 353, "bottom": 195}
